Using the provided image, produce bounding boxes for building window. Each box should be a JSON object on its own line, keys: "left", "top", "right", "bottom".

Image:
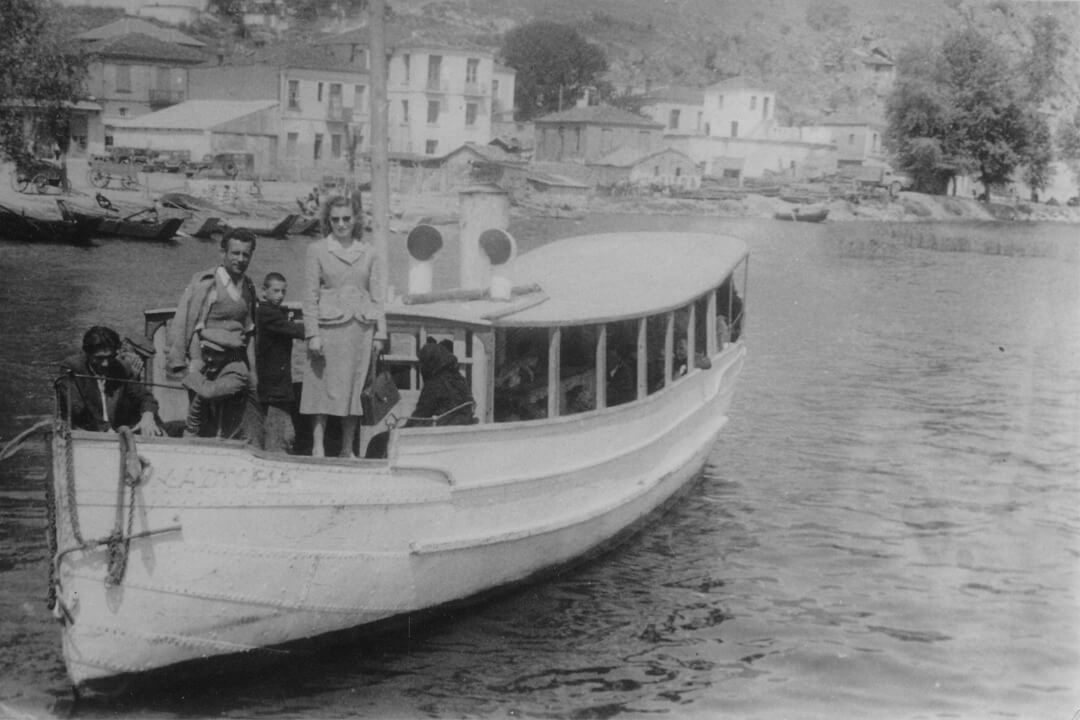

{"left": 425, "top": 139, "right": 437, "bottom": 155}
{"left": 750, "top": 95, "right": 756, "bottom": 110}
{"left": 465, "top": 102, "right": 478, "bottom": 126}
{"left": 402, "top": 54, "right": 410, "bottom": 82}
{"left": 331, "top": 133, "right": 342, "bottom": 158}
{"left": 763, "top": 96, "right": 770, "bottom": 118}
{"left": 731, "top": 121, "right": 738, "bottom": 138}
{"left": 116, "top": 65, "right": 131, "bottom": 93}
{"left": 848, "top": 133, "right": 856, "bottom": 145}
{"left": 601, "top": 127, "right": 613, "bottom": 153}
{"left": 697, "top": 111, "right": 703, "bottom": 131}
{"left": 466, "top": 58, "right": 479, "bottom": 84}
{"left": 401, "top": 100, "right": 410, "bottom": 123}
{"left": 638, "top": 130, "right": 650, "bottom": 149}
{"left": 427, "top": 55, "right": 442, "bottom": 88}
{"left": 717, "top": 94, "right": 724, "bottom": 109}
{"left": 354, "top": 84, "right": 366, "bottom": 109}
{"left": 317, "top": 82, "right": 324, "bottom": 102}
{"left": 314, "top": 133, "right": 323, "bottom": 161}
{"left": 574, "top": 127, "right": 582, "bottom": 153}
{"left": 492, "top": 79, "right": 499, "bottom": 96}
{"left": 286, "top": 132, "right": 298, "bottom": 157}
{"left": 427, "top": 100, "right": 439, "bottom": 123}
{"left": 654, "top": 166, "right": 659, "bottom": 176}
{"left": 288, "top": 80, "right": 299, "bottom": 110}
{"left": 118, "top": 107, "right": 128, "bottom": 118}
{"left": 669, "top": 109, "right": 680, "bottom": 129}
{"left": 872, "top": 132, "right": 879, "bottom": 151}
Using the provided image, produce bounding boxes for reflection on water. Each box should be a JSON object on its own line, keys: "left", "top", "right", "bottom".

{"left": 1, "top": 219, "right": 1078, "bottom": 719}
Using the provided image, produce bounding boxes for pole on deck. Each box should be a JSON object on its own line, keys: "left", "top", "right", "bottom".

{"left": 369, "top": 0, "right": 389, "bottom": 288}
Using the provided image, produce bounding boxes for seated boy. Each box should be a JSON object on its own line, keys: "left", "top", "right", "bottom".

{"left": 255, "top": 272, "right": 306, "bottom": 452}
{"left": 182, "top": 322, "right": 260, "bottom": 440}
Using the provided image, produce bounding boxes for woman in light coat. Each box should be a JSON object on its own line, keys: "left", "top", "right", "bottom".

{"left": 301, "top": 194, "right": 386, "bottom": 457}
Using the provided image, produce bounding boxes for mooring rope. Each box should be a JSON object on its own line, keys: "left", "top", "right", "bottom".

{"left": 105, "top": 427, "right": 146, "bottom": 587}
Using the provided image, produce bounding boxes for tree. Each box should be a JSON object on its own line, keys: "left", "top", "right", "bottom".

{"left": 1056, "top": 108, "right": 1080, "bottom": 187}
{"left": 499, "top": 21, "right": 608, "bottom": 121}
{"left": 884, "top": 28, "right": 1045, "bottom": 197}
{"left": 1022, "top": 15, "right": 1066, "bottom": 104}
{"left": 0, "top": 0, "right": 86, "bottom": 162}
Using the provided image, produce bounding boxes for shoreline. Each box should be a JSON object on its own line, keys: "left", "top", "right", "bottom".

{"left": 3, "top": 159, "right": 1079, "bottom": 230}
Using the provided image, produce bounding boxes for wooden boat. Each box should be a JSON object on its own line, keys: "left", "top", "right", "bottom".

{"left": 48, "top": 229, "right": 749, "bottom": 691}
{"left": 288, "top": 215, "right": 321, "bottom": 236}
{"left": 57, "top": 201, "right": 183, "bottom": 241}
{"left": 773, "top": 205, "right": 829, "bottom": 222}
{"left": 0, "top": 201, "right": 98, "bottom": 244}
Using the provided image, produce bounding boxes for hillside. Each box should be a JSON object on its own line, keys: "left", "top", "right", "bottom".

{"left": 383, "top": 0, "right": 1080, "bottom": 123}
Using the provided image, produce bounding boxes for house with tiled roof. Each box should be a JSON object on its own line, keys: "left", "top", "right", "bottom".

{"left": 633, "top": 86, "right": 706, "bottom": 136}
{"left": 814, "top": 115, "right": 887, "bottom": 166}
{"left": 188, "top": 41, "right": 371, "bottom": 177}
{"left": 75, "top": 17, "right": 205, "bottom": 47}
{"left": 76, "top": 21, "right": 209, "bottom": 155}
{"left": 588, "top": 146, "right": 701, "bottom": 189}
{"left": 532, "top": 105, "right": 664, "bottom": 163}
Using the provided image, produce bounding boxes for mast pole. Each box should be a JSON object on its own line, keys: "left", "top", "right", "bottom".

{"left": 369, "top": 0, "right": 389, "bottom": 284}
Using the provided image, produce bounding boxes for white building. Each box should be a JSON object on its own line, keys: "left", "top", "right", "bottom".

{"left": 702, "top": 77, "right": 776, "bottom": 140}
{"left": 386, "top": 40, "right": 501, "bottom": 157}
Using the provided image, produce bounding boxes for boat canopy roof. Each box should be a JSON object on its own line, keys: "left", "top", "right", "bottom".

{"left": 390, "top": 232, "right": 747, "bottom": 328}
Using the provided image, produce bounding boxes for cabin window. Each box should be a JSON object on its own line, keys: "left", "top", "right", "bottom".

{"left": 694, "top": 295, "right": 709, "bottom": 358}
{"left": 672, "top": 306, "right": 692, "bottom": 381}
{"left": 716, "top": 258, "right": 747, "bottom": 345}
{"left": 603, "top": 320, "right": 639, "bottom": 408}
{"left": 645, "top": 314, "right": 670, "bottom": 394}
{"left": 494, "top": 328, "right": 549, "bottom": 421}
{"left": 558, "top": 325, "right": 598, "bottom": 415}
{"left": 384, "top": 327, "right": 475, "bottom": 405}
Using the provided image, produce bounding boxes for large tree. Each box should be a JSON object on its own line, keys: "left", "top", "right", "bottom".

{"left": 0, "top": 0, "right": 86, "bottom": 161}
{"left": 885, "top": 28, "right": 1047, "bottom": 197}
{"left": 499, "top": 21, "right": 608, "bottom": 121}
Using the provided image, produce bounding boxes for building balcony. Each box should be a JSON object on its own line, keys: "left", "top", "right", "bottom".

{"left": 327, "top": 104, "right": 353, "bottom": 123}
{"left": 463, "top": 81, "right": 488, "bottom": 97}
{"left": 149, "top": 89, "right": 184, "bottom": 109}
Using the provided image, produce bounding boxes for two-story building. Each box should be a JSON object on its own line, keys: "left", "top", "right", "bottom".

{"left": 702, "top": 77, "right": 775, "bottom": 140}
{"left": 634, "top": 85, "right": 706, "bottom": 136}
{"left": 76, "top": 19, "right": 207, "bottom": 155}
{"left": 189, "top": 42, "right": 370, "bottom": 177}
{"left": 385, "top": 40, "right": 502, "bottom": 157}
{"left": 815, "top": 116, "right": 887, "bottom": 167}
{"left": 532, "top": 105, "right": 664, "bottom": 163}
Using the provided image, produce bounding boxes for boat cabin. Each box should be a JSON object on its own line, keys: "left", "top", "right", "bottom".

{"left": 139, "top": 232, "right": 747, "bottom": 456}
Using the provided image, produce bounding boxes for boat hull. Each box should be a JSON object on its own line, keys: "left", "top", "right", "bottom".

{"left": 52, "top": 346, "right": 745, "bottom": 688}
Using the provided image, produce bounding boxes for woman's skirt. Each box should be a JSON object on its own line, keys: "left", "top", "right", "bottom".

{"left": 299, "top": 318, "right": 373, "bottom": 416}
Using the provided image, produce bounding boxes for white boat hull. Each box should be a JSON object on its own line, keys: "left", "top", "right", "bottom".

{"left": 52, "top": 347, "right": 745, "bottom": 687}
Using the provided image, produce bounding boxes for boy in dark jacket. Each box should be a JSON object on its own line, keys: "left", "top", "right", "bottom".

{"left": 255, "top": 272, "right": 306, "bottom": 451}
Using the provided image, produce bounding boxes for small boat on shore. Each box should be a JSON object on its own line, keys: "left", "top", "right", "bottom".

{"left": 194, "top": 213, "right": 299, "bottom": 239}
{"left": 0, "top": 201, "right": 99, "bottom": 245}
{"left": 57, "top": 201, "right": 183, "bottom": 241}
{"left": 773, "top": 205, "right": 830, "bottom": 223}
{"left": 46, "top": 224, "right": 748, "bottom": 691}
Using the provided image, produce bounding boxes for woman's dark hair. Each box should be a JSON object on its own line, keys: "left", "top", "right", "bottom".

{"left": 82, "top": 326, "right": 122, "bottom": 355}
{"left": 320, "top": 192, "right": 363, "bottom": 239}
{"left": 220, "top": 228, "right": 257, "bottom": 251}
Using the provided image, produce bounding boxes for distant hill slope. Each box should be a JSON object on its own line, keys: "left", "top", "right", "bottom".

{"left": 388, "top": 0, "right": 1080, "bottom": 123}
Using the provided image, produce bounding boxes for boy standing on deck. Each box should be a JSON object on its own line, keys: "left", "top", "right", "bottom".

{"left": 256, "top": 272, "right": 306, "bottom": 452}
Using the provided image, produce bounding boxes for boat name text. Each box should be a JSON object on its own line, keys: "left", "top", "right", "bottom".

{"left": 154, "top": 465, "right": 293, "bottom": 490}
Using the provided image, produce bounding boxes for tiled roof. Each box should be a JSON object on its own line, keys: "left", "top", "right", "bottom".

{"left": 76, "top": 17, "right": 204, "bottom": 47}
{"left": 534, "top": 105, "right": 662, "bottom": 128}
{"left": 637, "top": 86, "right": 704, "bottom": 105}
{"left": 110, "top": 100, "right": 278, "bottom": 130}
{"left": 84, "top": 33, "right": 208, "bottom": 64}
{"left": 706, "top": 76, "right": 770, "bottom": 92}
{"left": 224, "top": 43, "right": 362, "bottom": 72}
{"left": 591, "top": 146, "right": 691, "bottom": 168}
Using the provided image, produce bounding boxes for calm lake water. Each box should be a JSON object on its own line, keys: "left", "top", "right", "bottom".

{"left": 1, "top": 215, "right": 1078, "bottom": 719}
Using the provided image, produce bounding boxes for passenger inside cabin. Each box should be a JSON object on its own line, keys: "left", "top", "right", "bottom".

{"left": 255, "top": 272, "right": 306, "bottom": 453}
{"left": 494, "top": 337, "right": 545, "bottom": 421}
{"left": 674, "top": 338, "right": 712, "bottom": 378}
{"left": 716, "top": 278, "right": 744, "bottom": 343}
{"left": 57, "top": 325, "right": 163, "bottom": 436}
{"left": 364, "top": 339, "right": 475, "bottom": 458}
{"left": 605, "top": 342, "right": 636, "bottom": 407}
{"left": 182, "top": 322, "right": 261, "bottom": 440}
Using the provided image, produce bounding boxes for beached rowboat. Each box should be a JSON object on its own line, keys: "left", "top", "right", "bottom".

{"left": 49, "top": 224, "right": 747, "bottom": 691}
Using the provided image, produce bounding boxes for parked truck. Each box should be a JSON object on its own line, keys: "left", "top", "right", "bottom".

{"left": 838, "top": 165, "right": 913, "bottom": 198}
